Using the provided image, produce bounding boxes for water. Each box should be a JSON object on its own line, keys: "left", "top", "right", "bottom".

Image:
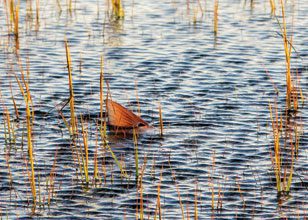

{"left": 0, "top": 0, "right": 307, "bottom": 219}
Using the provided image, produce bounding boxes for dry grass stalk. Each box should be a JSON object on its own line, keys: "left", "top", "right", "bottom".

{"left": 154, "top": 167, "right": 163, "bottom": 220}
{"left": 111, "top": 0, "right": 124, "bottom": 18}
{"left": 214, "top": 0, "right": 219, "bottom": 36}
{"left": 269, "top": 0, "right": 276, "bottom": 14}
{"left": 159, "top": 103, "right": 163, "bottom": 137}
{"left": 14, "top": 56, "right": 37, "bottom": 209}
{"left": 81, "top": 116, "right": 89, "bottom": 184}
{"left": 64, "top": 39, "right": 77, "bottom": 136}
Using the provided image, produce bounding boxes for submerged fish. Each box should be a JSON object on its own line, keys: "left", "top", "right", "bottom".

{"left": 106, "top": 99, "right": 150, "bottom": 132}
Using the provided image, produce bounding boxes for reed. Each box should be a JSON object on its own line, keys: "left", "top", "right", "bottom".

{"left": 268, "top": 101, "right": 297, "bottom": 196}
{"left": 13, "top": 0, "right": 19, "bottom": 39}
{"left": 36, "top": 0, "right": 39, "bottom": 25}
{"left": 158, "top": 103, "right": 163, "bottom": 137}
{"left": 133, "top": 128, "right": 139, "bottom": 183}
{"left": 111, "top": 0, "right": 124, "bottom": 19}
{"left": 269, "top": 102, "right": 283, "bottom": 193}
{"left": 25, "top": 75, "right": 37, "bottom": 210}
{"left": 279, "top": 0, "right": 294, "bottom": 110}
{"left": 269, "top": 0, "right": 276, "bottom": 14}
{"left": 93, "top": 127, "right": 100, "bottom": 183}
{"left": 14, "top": 54, "right": 37, "bottom": 210}
{"left": 80, "top": 115, "right": 89, "bottom": 184}
{"left": 64, "top": 39, "right": 77, "bottom": 136}
{"left": 10, "top": 82, "right": 19, "bottom": 119}
{"left": 214, "top": 0, "right": 219, "bottom": 36}
{"left": 68, "top": 0, "right": 73, "bottom": 13}
{"left": 154, "top": 167, "right": 163, "bottom": 220}
{"left": 210, "top": 151, "right": 216, "bottom": 210}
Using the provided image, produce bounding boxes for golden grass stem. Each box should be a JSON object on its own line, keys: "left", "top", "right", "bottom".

{"left": 159, "top": 103, "right": 163, "bottom": 137}
{"left": 269, "top": 0, "right": 276, "bottom": 14}
{"left": 279, "top": 0, "right": 293, "bottom": 109}
{"left": 269, "top": 103, "right": 282, "bottom": 192}
{"left": 154, "top": 167, "right": 163, "bottom": 220}
{"left": 26, "top": 78, "right": 37, "bottom": 208}
{"left": 214, "top": 0, "right": 219, "bottom": 36}
{"left": 65, "top": 39, "right": 77, "bottom": 136}
{"left": 111, "top": 0, "right": 124, "bottom": 18}
{"left": 81, "top": 116, "right": 89, "bottom": 184}
{"left": 100, "top": 55, "right": 105, "bottom": 126}
{"left": 133, "top": 128, "right": 139, "bottom": 183}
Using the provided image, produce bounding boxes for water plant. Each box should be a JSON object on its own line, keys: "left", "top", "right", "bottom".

{"left": 268, "top": 101, "right": 300, "bottom": 197}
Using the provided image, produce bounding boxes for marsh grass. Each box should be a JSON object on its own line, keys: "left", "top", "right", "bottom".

{"left": 266, "top": 1, "right": 305, "bottom": 199}
{"left": 268, "top": 101, "right": 302, "bottom": 197}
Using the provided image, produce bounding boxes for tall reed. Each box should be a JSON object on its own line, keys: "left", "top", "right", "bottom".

{"left": 279, "top": 0, "right": 294, "bottom": 110}
{"left": 64, "top": 39, "right": 77, "bottom": 136}
{"left": 269, "top": 0, "right": 276, "bottom": 14}
{"left": 158, "top": 103, "right": 163, "bottom": 137}
{"left": 80, "top": 116, "right": 89, "bottom": 184}
{"left": 214, "top": 0, "right": 219, "bottom": 36}
{"left": 111, "top": 0, "right": 124, "bottom": 19}
{"left": 133, "top": 128, "right": 139, "bottom": 181}
{"left": 14, "top": 66, "right": 37, "bottom": 210}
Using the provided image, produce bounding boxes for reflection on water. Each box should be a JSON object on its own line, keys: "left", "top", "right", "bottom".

{"left": 0, "top": 0, "right": 307, "bottom": 219}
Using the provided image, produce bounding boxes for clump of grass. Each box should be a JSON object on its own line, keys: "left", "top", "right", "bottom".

{"left": 268, "top": 101, "right": 300, "bottom": 197}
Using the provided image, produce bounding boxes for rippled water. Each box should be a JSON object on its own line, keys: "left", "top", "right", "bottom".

{"left": 0, "top": 0, "right": 307, "bottom": 219}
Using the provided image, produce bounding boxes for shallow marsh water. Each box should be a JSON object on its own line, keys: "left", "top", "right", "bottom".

{"left": 0, "top": 0, "right": 307, "bottom": 219}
